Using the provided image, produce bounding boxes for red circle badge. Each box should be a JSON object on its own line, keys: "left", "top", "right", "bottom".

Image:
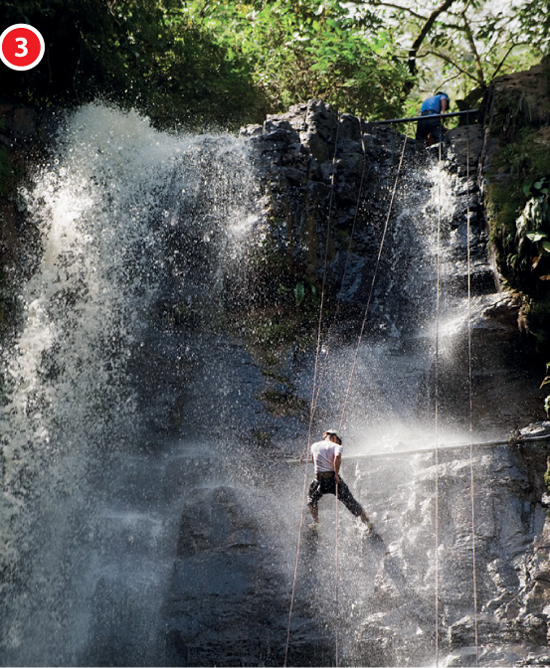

{"left": 0, "top": 24, "right": 45, "bottom": 71}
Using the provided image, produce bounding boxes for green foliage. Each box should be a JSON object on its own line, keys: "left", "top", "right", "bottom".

{"left": 486, "top": 130, "right": 550, "bottom": 424}
{"left": 0, "top": 0, "right": 413, "bottom": 127}
{"left": 294, "top": 282, "right": 306, "bottom": 307}
{"left": 1, "top": 0, "right": 546, "bottom": 128}
{"left": 184, "top": 0, "right": 412, "bottom": 120}
{"left": 369, "top": 0, "right": 543, "bottom": 103}
{"left": 0, "top": 0, "right": 264, "bottom": 129}
{"left": 516, "top": 0, "right": 550, "bottom": 55}
{"left": 260, "top": 387, "right": 308, "bottom": 416}
{"left": 513, "top": 178, "right": 550, "bottom": 274}
{"left": 526, "top": 297, "right": 550, "bottom": 343}
{"left": 487, "top": 130, "right": 550, "bottom": 297}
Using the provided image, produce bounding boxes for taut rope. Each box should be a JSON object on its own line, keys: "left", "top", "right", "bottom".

{"left": 434, "top": 138, "right": 443, "bottom": 666}
{"left": 465, "top": 112, "right": 480, "bottom": 666}
{"left": 338, "top": 135, "right": 408, "bottom": 432}
{"left": 284, "top": 113, "right": 341, "bottom": 668}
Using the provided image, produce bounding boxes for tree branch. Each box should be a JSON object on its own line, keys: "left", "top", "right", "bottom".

{"left": 420, "top": 49, "right": 480, "bottom": 83}
{"left": 460, "top": 9, "right": 485, "bottom": 88}
{"left": 408, "top": 0, "right": 462, "bottom": 76}
{"left": 491, "top": 42, "right": 527, "bottom": 79}
{"left": 367, "top": 1, "right": 426, "bottom": 21}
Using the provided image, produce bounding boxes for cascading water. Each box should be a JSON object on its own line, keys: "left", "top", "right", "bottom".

{"left": 310, "top": 154, "right": 488, "bottom": 446}
{"left": 283, "top": 141, "right": 542, "bottom": 666}
{"left": 0, "top": 104, "right": 260, "bottom": 666}
{"left": 0, "top": 103, "right": 544, "bottom": 667}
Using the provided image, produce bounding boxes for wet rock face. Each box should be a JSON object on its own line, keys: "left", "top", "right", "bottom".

{"left": 483, "top": 62, "right": 550, "bottom": 140}
{"left": 163, "top": 486, "right": 333, "bottom": 667}
{"left": 240, "top": 102, "right": 537, "bottom": 362}
{"left": 347, "top": 435, "right": 550, "bottom": 667}
{"left": 164, "top": 487, "right": 282, "bottom": 666}
{"left": 242, "top": 100, "right": 496, "bottom": 308}
{"left": 241, "top": 100, "right": 544, "bottom": 429}
{"left": 241, "top": 100, "right": 427, "bottom": 307}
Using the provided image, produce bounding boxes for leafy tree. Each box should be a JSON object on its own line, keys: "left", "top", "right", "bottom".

{"left": 516, "top": 0, "right": 550, "bottom": 54}
{"left": 0, "top": 0, "right": 264, "bottom": 128}
{"left": 366, "top": 0, "right": 545, "bottom": 106}
{"left": 184, "top": 0, "right": 413, "bottom": 120}
{"left": 2, "top": 0, "right": 546, "bottom": 127}
{"left": 0, "top": 0, "right": 412, "bottom": 126}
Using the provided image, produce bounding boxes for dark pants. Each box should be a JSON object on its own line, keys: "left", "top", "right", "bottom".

{"left": 416, "top": 114, "right": 445, "bottom": 143}
{"left": 307, "top": 473, "right": 363, "bottom": 517}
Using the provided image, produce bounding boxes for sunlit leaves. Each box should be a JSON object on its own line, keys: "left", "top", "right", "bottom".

{"left": 184, "top": 0, "right": 411, "bottom": 119}
{"left": 367, "top": 0, "right": 544, "bottom": 100}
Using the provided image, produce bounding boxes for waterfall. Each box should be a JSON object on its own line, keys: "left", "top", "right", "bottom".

{"left": 0, "top": 104, "right": 259, "bottom": 666}
{"left": 0, "top": 103, "right": 545, "bottom": 667}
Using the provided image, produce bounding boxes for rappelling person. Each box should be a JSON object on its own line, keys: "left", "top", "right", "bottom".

{"left": 416, "top": 92, "right": 450, "bottom": 146}
{"left": 308, "top": 429, "right": 374, "bottom": 533}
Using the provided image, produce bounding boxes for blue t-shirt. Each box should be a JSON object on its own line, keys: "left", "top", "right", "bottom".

{"left": 421, "top": 93, "right": 449, "bottom": 115}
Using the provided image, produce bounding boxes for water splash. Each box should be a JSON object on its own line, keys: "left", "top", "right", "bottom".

{"left": 0, "top": 104, "right": 259, "bottom": 665}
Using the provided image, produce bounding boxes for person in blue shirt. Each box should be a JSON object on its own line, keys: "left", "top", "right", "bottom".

{"left": 416, "top": 92, "right": 450, "bottom": 146}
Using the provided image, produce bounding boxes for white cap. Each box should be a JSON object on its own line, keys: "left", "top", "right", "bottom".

{"left": 324, "top": 429, "right": 342, "bottom": 443}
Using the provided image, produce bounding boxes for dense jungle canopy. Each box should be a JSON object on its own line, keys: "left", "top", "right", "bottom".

{"left": 1, "top": 0, "right": 549, "bottom": 129}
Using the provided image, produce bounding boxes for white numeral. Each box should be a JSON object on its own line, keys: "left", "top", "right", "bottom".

{"left": 15, "top": 37, "right": 28, "bottom": 58}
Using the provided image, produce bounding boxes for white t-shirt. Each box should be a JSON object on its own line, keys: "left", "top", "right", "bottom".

{"left": 311, "top": 439, "right": 343, "bottom": 473}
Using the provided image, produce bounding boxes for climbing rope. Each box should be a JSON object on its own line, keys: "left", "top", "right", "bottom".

{"left": 287, "top": 122, "right": 451, "bottom": 667}
{"left": 306, "top": 117, "right": 370, "bottom": 430}
{"left": 287, "top": 111, "right": 482, "bottom": 668}
{"left": 335, "top": 481, "right": 340, "bottom": 667}
{"left": 333, "top": 135, "right": 408, "bottom": 667}
{"left": 434, "top": 138, "right": 443, "bottom": 667}
{"left": 338, "top": 135, "right": 408, "bottom": 431}
{"left": 307, "top": 117, "right": 369, "bottom": 668}
{"left": 465, "top": 112, "right": 480, "bottom": 666}
{"left": 284, "top": 113, "right": 341, "bottom": 668}
{"left": 287, "top": 117, "right": 402, "bottom": 668}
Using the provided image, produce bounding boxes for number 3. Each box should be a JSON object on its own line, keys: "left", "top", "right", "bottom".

{"left": 15, "top": 37, "right": 28, "bottom": 58}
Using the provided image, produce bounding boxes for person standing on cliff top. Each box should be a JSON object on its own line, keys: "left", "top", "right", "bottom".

{"left": 308, "top": 429, "right": 374, "bottom": 532}
{"left": 416, "top": 92, "right": 450, "bottom": 146}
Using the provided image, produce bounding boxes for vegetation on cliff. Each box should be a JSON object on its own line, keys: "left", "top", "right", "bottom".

{"left": 480, "top": 59, "right": 550, "bottom": 416}
{"left": 1, "top": 0, "right": 547, "bottom": 129}
{"left": 483, "top": 62, "right": 550, "bottom": 349}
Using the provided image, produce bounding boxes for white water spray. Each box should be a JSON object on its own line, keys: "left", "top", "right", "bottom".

{"left": 0, "top": 104, "right": 259, "bottom": 665}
